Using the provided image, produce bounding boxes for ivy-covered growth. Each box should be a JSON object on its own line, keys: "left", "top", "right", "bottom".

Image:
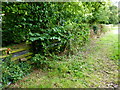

{"left": 2, "top": 56, "right": 31, "bottom": 87}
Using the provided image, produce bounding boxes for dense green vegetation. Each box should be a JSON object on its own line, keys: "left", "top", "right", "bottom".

{"left": 1, "top": 1, "right": 119, "bottom": 88}
{"left": 9, "top": 27, "right": 119, "bottom": 88}
{"left": 2, "top": 2, "right": 117, "bottom": 47}
{"left": 108, "top": 5, "right": 118, "bottom": 24}
{"left": 2, "top": 56, "right": 31, "bottom": 87}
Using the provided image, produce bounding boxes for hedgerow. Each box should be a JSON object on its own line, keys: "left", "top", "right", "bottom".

{"left": 2, "top": 2, "right": 110, "bottom": 51}
{"left": 1, "top": 2, "right": 115, "bottom": 88}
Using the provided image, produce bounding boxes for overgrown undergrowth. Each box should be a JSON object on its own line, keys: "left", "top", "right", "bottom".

{"left": 9, "top": 29, "right": 119, "bottom": 88}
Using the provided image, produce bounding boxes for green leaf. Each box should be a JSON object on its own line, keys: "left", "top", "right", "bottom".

{"left": 29, "top": 37, "right": 39, "bottom": 41}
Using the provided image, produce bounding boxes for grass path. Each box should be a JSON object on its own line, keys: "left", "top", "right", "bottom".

{"left": 10, "top": 29, "right": 119, "bottom": 88}
{"left": 78, "top": 30, "right": 119, "bottom": 88}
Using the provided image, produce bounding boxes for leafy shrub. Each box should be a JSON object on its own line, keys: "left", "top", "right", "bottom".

{"left": 2, "top": 56, "right": 31, "bottom": 87}
{"left": 30, "top": 54, "right": 49, "bottom": 68}
{"left": 27, "top": 26, "right": 70, "bottom": 54}
{"left": 26, "top": 23, "right": 90, "bottom": 55}
{"left": 2, "top": 2, "right": 109, "bottom": 46}
{"left": 108, "top": 6, "right": 118, "bottom": 24}
{"left": 2, "top": 2, "right": 55, "bottom": 46}
{"left": 66, "top": 23, "right": 90, "bottom": 54}
{"left": 30, "top": 53, "right": 64, "bottom": 69}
